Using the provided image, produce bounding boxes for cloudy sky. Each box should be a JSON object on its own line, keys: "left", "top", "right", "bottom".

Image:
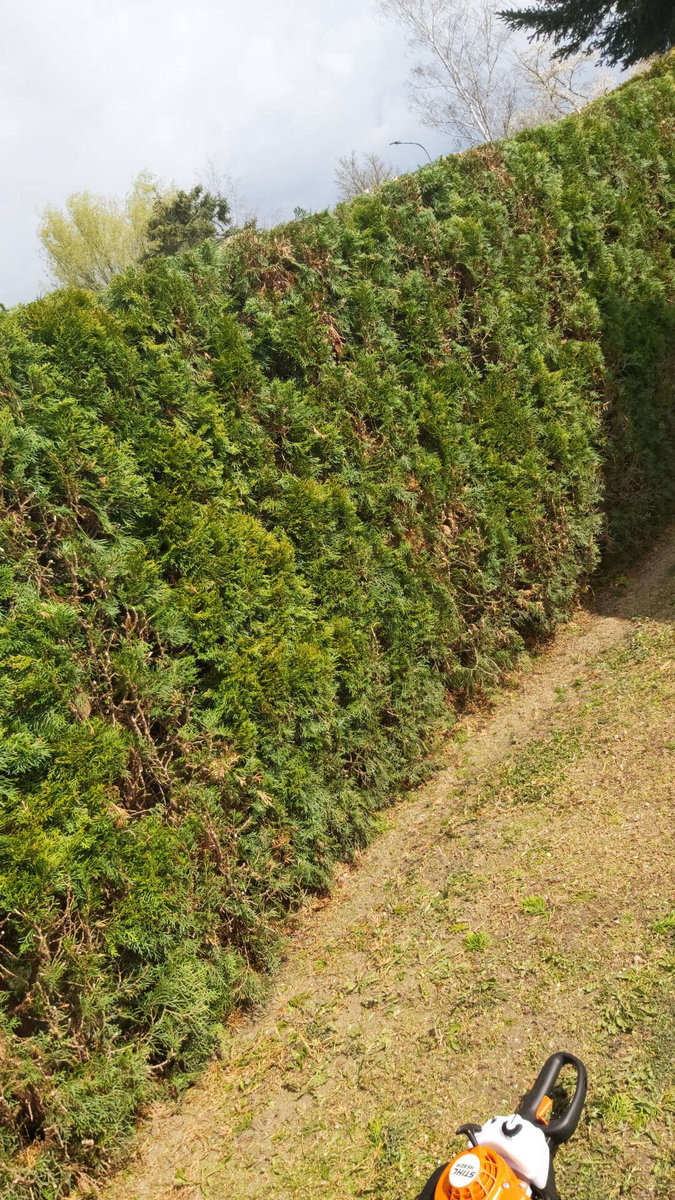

{"left": 0, "top": 0, "right": 454, "bottom": 307}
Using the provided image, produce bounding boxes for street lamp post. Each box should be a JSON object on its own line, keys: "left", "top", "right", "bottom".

{"left": 390, "top": 140, "right": 433, "bottom": 163}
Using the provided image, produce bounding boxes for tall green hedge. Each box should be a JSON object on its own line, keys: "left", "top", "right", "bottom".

{"left": 1, "top": 57, "right": 674, "bottom": 1199}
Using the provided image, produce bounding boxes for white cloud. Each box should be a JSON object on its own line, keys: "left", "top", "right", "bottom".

{"left": 0, "top": 0, "right": 447, "bottom": 305}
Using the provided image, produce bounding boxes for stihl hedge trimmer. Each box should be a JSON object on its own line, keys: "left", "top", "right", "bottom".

{"left": 416, "top": 1052, "right": 587, "bottom": 1200}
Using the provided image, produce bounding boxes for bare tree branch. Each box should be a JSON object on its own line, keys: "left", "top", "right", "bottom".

{"left": 335, "top": 151, "right": 397, "bottom": 200}
{"left": 381, "top": 0, "right": 523, "bottom": 145}
{"left": 514, "top": 46, "right": 614, "bottom": 127}
{"left": 380, "top": 0, "right": 617, "bottom": 148}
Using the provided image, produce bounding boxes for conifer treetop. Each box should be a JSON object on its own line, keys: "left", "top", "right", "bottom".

{"left": 500, "top": 0, "right": 675, "bottom": 68}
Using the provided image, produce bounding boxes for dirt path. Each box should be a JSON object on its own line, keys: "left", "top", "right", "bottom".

{"left": 105, "top": 532, "right": 675, "bottom": 1200}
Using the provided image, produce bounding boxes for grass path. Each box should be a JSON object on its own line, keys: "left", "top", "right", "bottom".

{"left": 105, "top": 533, "right": 675, "bottom": 1200}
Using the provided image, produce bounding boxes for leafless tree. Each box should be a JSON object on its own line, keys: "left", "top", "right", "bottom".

{"left": 514, "top": 46, "right": 614, "bottom": 127}
{"left": 381, "top": 0, "right": 523, "bottom": 145}
{"left": 335, "top": 151, "right": 397, "bottom": 200}
{"left": 199, "top": 160, "right": 256, "bottom": 228}
{"left": 380, "top": 0, "right": 616, "bottom": 148}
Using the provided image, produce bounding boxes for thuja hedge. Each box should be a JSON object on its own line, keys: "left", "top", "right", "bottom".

{"left": 1, "top": 57, "right": 674, "bottom": 1199}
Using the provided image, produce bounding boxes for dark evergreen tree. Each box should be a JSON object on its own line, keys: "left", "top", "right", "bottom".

{"left": 500, "top": 0, "right": 675, "bottom": 67}
{"left": 145, "top": 184, "right": 230, "bottom": 257}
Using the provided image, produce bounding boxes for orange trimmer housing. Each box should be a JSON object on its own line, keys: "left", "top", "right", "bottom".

{"left": 417, "top": 1051, "right": 588, "bottom": 1200}
{"left": 434, "top": 1145, "right": 531, "bottom": 1200}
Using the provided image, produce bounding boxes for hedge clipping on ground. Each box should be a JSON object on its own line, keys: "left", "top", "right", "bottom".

{"left": 1, "top": 55, "right": 674, "bottom": 1200}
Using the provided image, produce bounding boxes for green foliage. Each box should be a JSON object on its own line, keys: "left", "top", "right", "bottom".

{"left": 145, "top": 185, "right": 231, "bottom": 258}
{"left": 1, "top": 58, "right": 674, "bottom": 1198}
{"left": 39, "top": 179, "right": 231, "bottom": 292}
{"left": 38, "top": 172, "right": 159, "bottom": 290}
{"left": 501, "top": 0, "right": 675, "bottom": 69}
{"left": 464, "top": 932, "right": 490, "bottom": 952}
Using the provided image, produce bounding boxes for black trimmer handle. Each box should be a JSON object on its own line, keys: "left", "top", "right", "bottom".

{"left": 518, "top": 1051, "right": 587, "bottom": 1145}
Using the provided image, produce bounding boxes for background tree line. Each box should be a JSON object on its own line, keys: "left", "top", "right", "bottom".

{"left": 38, "top": 0, "right": 674, "bottom": 279}
{"left": 39, "top": 175, "right": 234, "bottom": 291}
{"left": 338, "top": 0, "right": 673, "bottom": 198}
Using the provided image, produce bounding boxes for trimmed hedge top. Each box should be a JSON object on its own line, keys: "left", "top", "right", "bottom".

{"left": 1, "top": 55, "right": 674, "bottom": 1199}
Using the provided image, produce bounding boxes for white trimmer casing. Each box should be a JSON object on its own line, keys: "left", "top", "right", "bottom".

{"left": 473, "top": 1113, "right": 551, "bottom": 1190}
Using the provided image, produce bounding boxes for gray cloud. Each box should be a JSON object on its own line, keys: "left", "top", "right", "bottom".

{"left": 0, "top": 0, "right": 448, "bottom": 306}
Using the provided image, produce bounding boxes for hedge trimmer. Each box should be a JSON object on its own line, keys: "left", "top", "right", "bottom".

{"left": 416, "top": 1052, "right": 587, "bottom": 1200}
